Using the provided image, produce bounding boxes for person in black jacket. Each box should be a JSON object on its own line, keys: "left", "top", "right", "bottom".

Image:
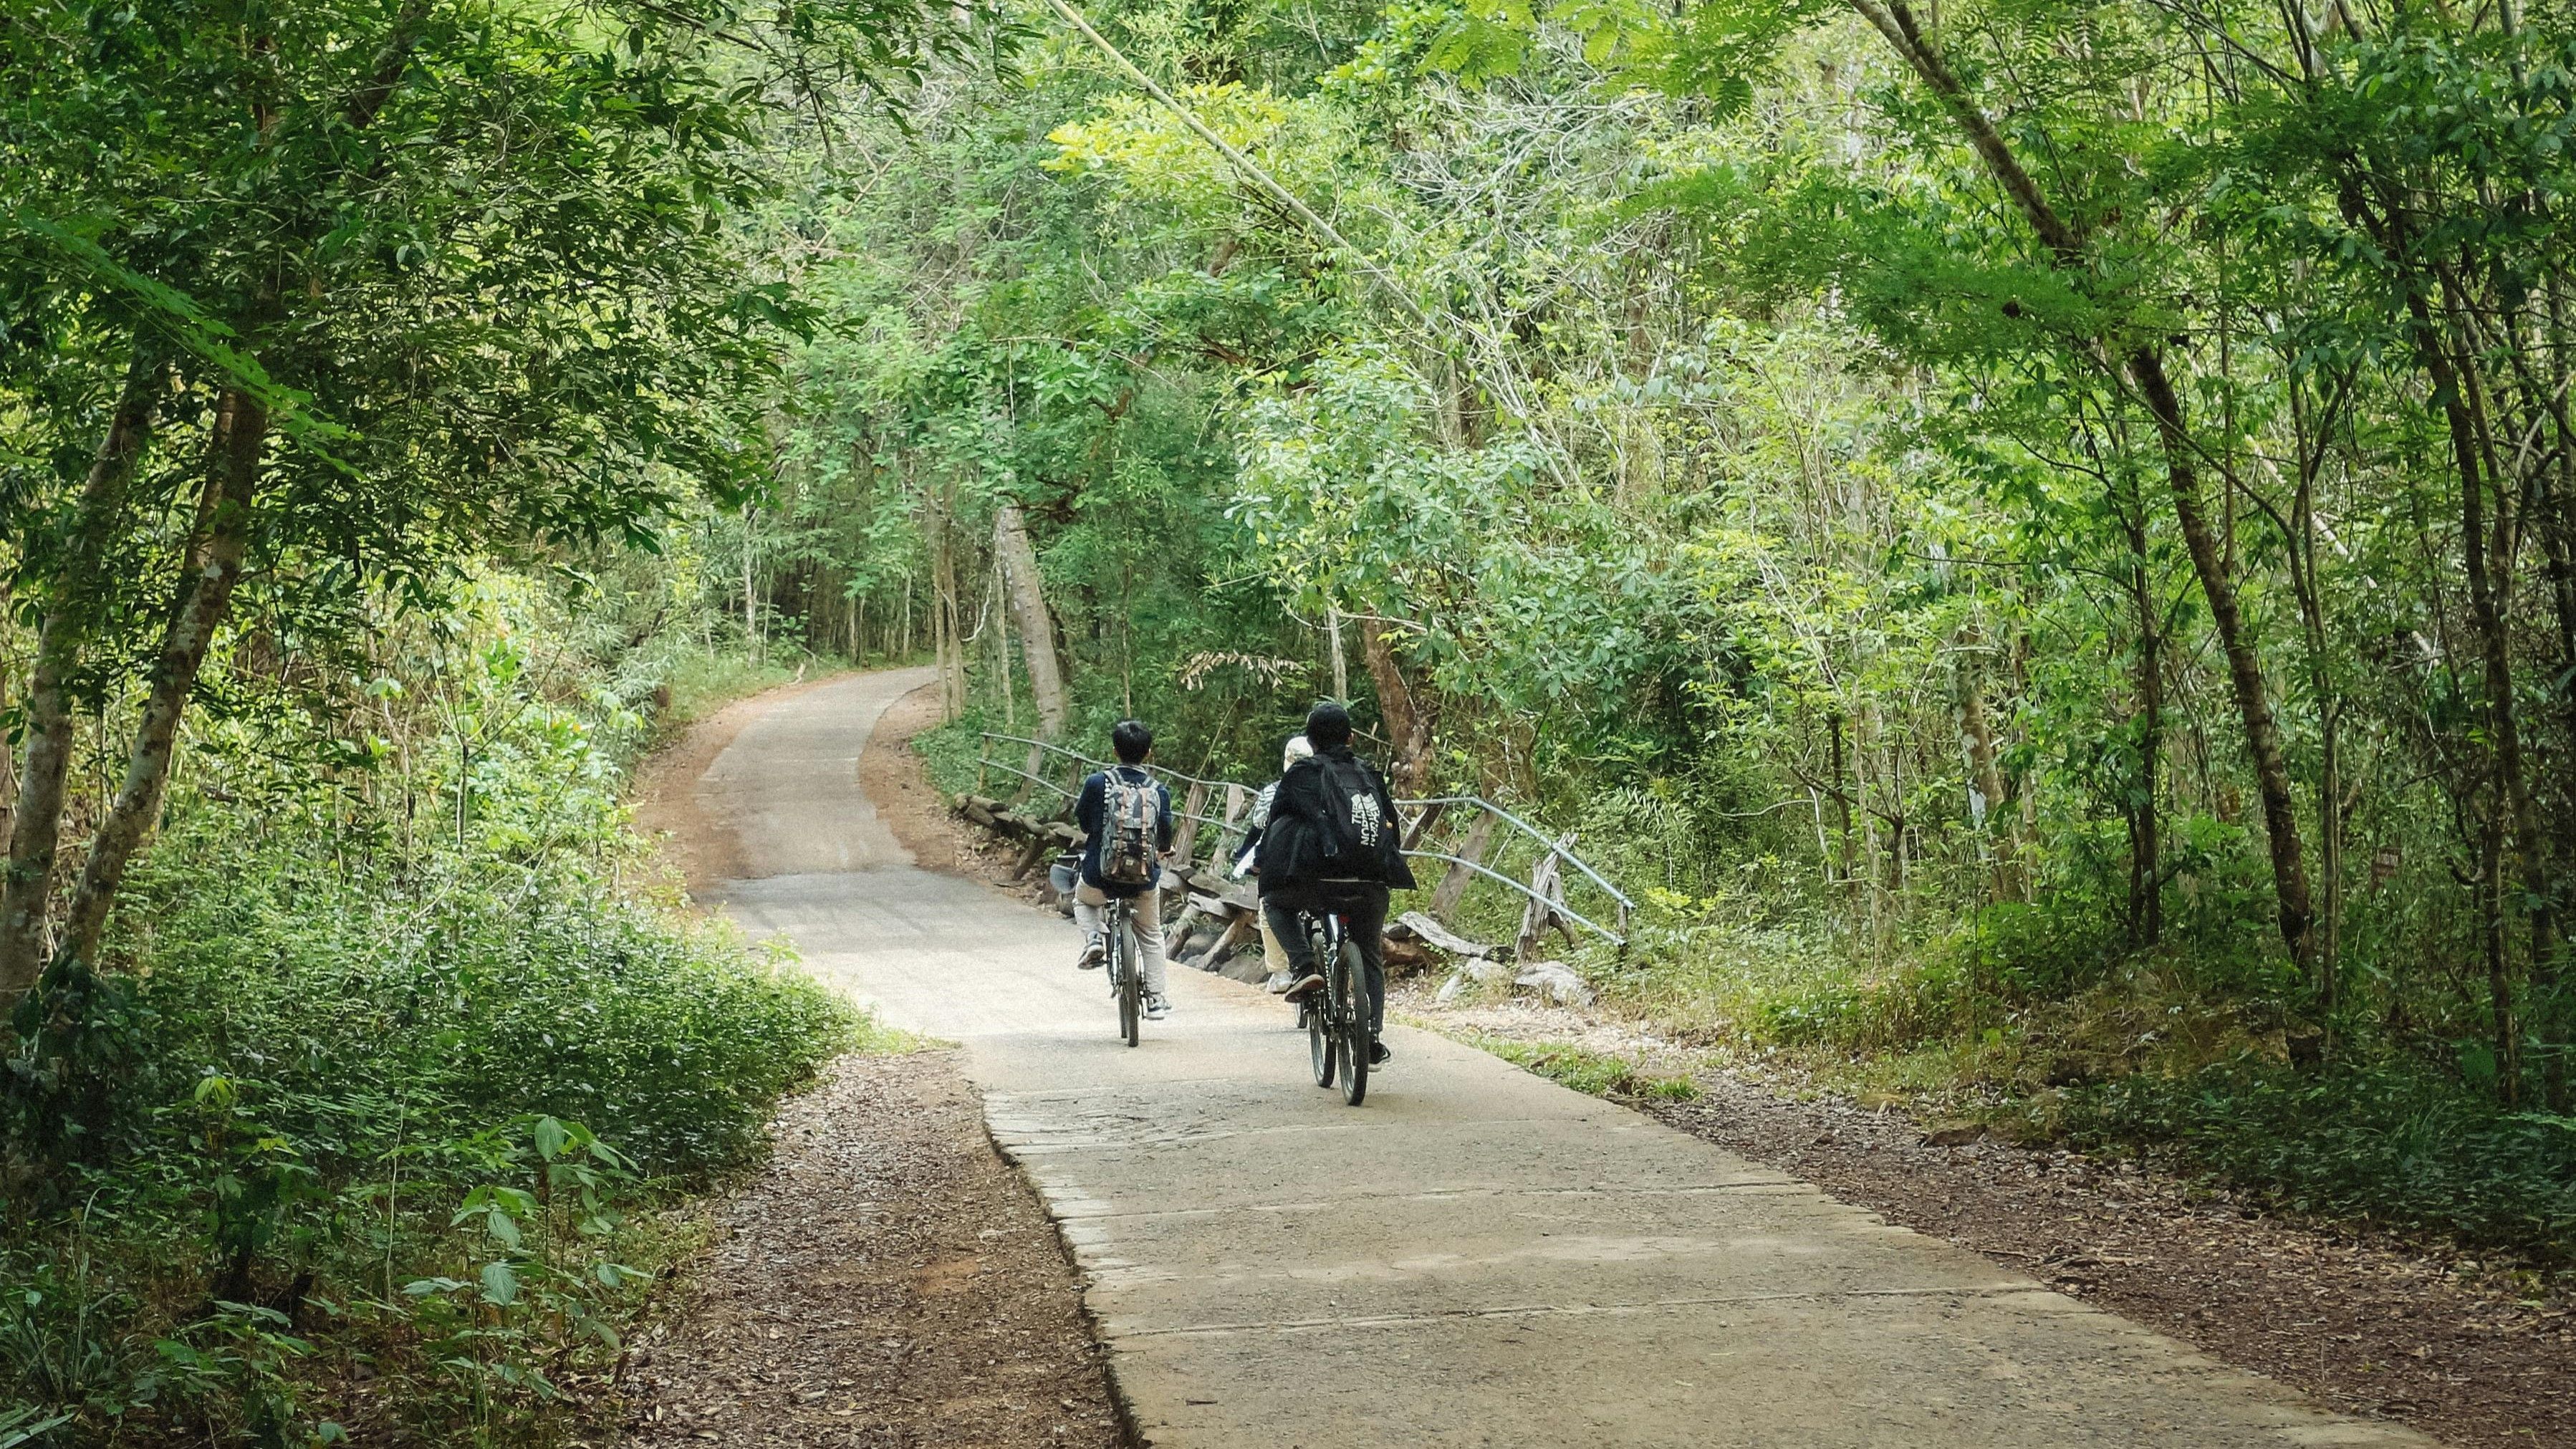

{"left": 1255, "top": 701, "right": 1417, "bottom": 1064}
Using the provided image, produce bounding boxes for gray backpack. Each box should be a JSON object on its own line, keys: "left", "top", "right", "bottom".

{"left": 1100, "top": 772, "right": 1158, "bottom": 887}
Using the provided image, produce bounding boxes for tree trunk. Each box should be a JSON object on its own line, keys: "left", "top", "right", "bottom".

{"left": 931, "top": 491, "right": 964, "bottom": 720}
{"left": 1327, "top": 607, "right": 1349, "bottom": 702}
{"left": 1828, "top": 709, "right": 1856, "bottom": 894}
{"left": 0, "top": 347, "right": 164, "bottom": 1003}
{"left": 740, "top": 504, "right": 759, "bottom": 658}
{"left": 2402, "top": 287, "right": 2556, "bottom": 1094}
{"left": 994, "top": 503, "right": 1069, "bottom": 736}
{"left": 2129, "top": 348, "right": 2317, "bottom": 976}
{"left": 2121, "top": 499, "right": 2165, "bottom": 950}
{"left": 1953, "top": 623, "right": 2016, "bottom": 900}
{"left": 1360, "top": 621, "right": 1436, "bottom": 796}
{"left": 56, "top": 387, "right": 267, "bottom": 971}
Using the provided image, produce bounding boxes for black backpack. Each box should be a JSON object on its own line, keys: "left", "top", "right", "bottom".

{"left": 1310, "top": 755, "right": 1393, "bottom": 877}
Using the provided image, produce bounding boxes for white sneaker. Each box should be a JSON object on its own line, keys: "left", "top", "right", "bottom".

{"left": 1263, "top": 971, "right": 1294, "bottom": 994}
{"left": 1143, "top": 993, "right": 1171, "bottom": 1021}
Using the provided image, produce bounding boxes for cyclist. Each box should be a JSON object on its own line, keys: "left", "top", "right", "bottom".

{"left": 1073, "top": 718, "right": 1175, "bottom": 1021}
{"left": 1255, "top": 701, "right": 1416, "bottom": 1065}
{"left": 1232, "top": 733, "right": 1314, "bottom": 993}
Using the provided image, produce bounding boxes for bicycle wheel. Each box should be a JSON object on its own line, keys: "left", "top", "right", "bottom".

{"left": 1304, "top": 927, "right": 1336, "bottom": 1087}
{"left": 1335, "top": 938, "right": 1368, "bottom": 1107}
{"left": 1117, "top": 918, "right": 1142, "bottom": 1048}
{"left": 1307, "top": 995, "right": 1336, "bottom": 1087}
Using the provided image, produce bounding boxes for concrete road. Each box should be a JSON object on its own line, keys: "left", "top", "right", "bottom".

{"left": 699, "top": 670, "right": 2434, "bottom": 1448}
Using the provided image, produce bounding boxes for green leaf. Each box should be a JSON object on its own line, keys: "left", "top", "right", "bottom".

{"left": 532, "top": 1115, "right": 571, "bottom": 1162}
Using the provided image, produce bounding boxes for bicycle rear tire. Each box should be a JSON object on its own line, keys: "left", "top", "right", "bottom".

{"left": 1336, "top": 939, "right": 1368, "bottom": 1107}
{"left": 1308, "top": 998, "right": 1336, "bottom": 1087}
{"left": 1115, "top": 919, "right": 1141, "bottom": 1048}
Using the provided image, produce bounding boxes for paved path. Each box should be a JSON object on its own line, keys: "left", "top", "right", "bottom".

{"left": 697, "top": 670, "right": 2434, "bottom": 1448}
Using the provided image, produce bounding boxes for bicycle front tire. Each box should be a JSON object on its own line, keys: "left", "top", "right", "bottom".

{"left": 1335, "top": 938, "right": 1368, "bottom": 1106}
{"left": 1118, "top": 919, "right": 1142, "bottom": 1048}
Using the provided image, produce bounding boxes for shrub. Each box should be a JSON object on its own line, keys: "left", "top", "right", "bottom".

{"left": 0, "top": 619, "right": 857, "bottom": 1445}
{"left": 2063, "top": 1057, "right": 2576, "bottom": 1261}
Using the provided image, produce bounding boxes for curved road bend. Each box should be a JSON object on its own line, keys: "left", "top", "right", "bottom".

{"left": 695, "top": 668, "right": 2433, "bottom": 1448}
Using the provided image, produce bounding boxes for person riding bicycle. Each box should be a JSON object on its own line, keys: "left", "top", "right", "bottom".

{"left": 1255, "top": 701, "right": 1415, "bottom": 1065}
{"left": 1074, "top": 719, "right": 1176, "bottom": 1021}
{"left": 1234, "top": 733, "right": 1312, "bottom": 993}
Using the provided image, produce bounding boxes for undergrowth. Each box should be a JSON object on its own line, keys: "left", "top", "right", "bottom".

{"left": 2057, "top": 1060, "right": 2576, "bottom": 1261}
{"left": 0, "top": 596, "right": 865, "bottom": 1447}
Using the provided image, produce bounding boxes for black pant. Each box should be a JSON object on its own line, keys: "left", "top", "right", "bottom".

{"left": 1264, "top": 882, "right": 1389, "bottom": 1037}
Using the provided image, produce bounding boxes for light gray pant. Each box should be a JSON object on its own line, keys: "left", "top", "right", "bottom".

{"left": 1075, "top": 882, "right": 1168, "bottom": 996}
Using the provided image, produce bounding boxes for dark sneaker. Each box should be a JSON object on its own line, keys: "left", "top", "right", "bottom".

{"left": 1078, "top": 935, "right": 1106, "bottom": 969}
{"left": 1282, "top": 973, "right": 1326, "bottom": 1001}
{"left": 1368, "top": 1040, "right": 1392, "bottom": 1066}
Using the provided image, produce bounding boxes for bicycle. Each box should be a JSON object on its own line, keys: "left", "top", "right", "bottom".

{"left": 1102, "top": 892, "right": 1144, "bottom": 1048}
{"left": 1294, "top": 906, "right": 1370, "bottom": 1106}
{"left": 1054, "top": 849, "right": 1147, "bottom": 1048}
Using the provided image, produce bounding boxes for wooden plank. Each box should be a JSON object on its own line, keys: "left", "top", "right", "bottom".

{"left": 1389, "top": 910, "right": 1497, "bottom": 960}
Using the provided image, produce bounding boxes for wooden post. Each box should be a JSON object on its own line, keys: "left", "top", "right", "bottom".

{"left": 1172, "top": 780, "right": 1210, "bottom": 864}
{"left": 1431, "top": 811, "right": 1501, "bottom": 920}
{"left": 1516, "top": 832, "right": 1578, "bottom": 962}
{"left": 1217, "top": 783, "right": 1250, "bottom": 870}
{"left": 1403, "top": 799, "right": 1447, "bottom": 851}
{"left": 1191, "top": 910, "right": 1257, "bottom": 971}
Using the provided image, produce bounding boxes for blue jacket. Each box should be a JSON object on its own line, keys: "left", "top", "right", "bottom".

{"left": 1076, "top": 765, "right": 1173, "bottom": 896}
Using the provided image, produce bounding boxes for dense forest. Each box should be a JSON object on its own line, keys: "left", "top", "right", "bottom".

{"left": 5, "top": 0, "right": 2575, "bottom": 1441}
{"left": 759, "top": 0, "right": 2576, "bottom": 1242}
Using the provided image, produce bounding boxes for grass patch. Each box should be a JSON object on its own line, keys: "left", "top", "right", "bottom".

{"left": 1465, "top": 1036, "right": 1700, "bottom": 1102}
{"left": 650, "top": 642, "right": 821, "bottom": 736}
{"left": 911, "top": 709, "right": 998, "bottom": 801}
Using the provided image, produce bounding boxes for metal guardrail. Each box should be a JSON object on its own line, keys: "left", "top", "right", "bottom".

{"left": 973, "top": 731, "right": 1631, "bottom": 947}
{"left": 979, "top": 731, "right": 1246, "bottom": 844}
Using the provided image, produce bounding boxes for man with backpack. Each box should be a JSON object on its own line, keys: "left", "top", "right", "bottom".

{"left": 1255, "top": 701, "right": 1416, "bottom": 1064}
{"left": 1073, "top": 718, "right": 1175, "bottom": 1021}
